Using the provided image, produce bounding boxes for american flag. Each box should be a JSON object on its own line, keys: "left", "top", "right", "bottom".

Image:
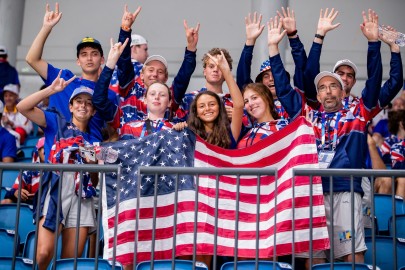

{"left": 101, "top": 117, "right": 330, "bottom": 266}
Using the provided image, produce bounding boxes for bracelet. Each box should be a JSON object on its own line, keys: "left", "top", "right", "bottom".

{"left": 121, "top": 24, "right": 131, "bottom": 32}
{"left": 287, "top": 30, "right": 298, "bottom": 37}
{"left": 315, "top": 33, "right": 324, "bottom": 40}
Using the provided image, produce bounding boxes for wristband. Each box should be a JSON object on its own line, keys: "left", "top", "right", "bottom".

{"left": 315, "top": 34, "right": 324, "bottom": 40}
{"left": 121, "top": 25, "right": 131, "bottom": 32}
{"left": 287, "top": 30, "right": 298, "bottom": 37}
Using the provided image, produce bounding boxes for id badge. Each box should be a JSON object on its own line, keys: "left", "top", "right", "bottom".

{"left": 318, "top": 150, "right": 335, "bottom": 169}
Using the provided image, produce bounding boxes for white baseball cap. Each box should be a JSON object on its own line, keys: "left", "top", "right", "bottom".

{"left": 130, "top": 34, "right": 147, "bottom": 47}
{"left": 3, "top": 84, "right": 19, "bottom": 96}
{"left": 314, "top": 71, "right": 345, "bottom": 91}
{"left": 144, "top": 55, "right": 168, "bottom": 69}
{"left": 0, "top": 45, "right": 7, "bottom": 56}
{"left": 333, "top": 59, "right": 358, "bottom": 76}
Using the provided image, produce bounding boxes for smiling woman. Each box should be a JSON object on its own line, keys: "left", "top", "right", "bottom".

{"left": 237, "top": 83, "right": 288, "bottom": 149}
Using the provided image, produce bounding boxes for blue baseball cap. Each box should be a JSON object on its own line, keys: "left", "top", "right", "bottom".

{"left": 76, "top": 37, "right": 103, "bottom": 57}
{"left": 69, "top": 86, "right": 94, "bottom": 103}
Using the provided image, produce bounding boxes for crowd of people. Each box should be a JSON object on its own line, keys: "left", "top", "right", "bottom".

{"left": 0, "top": 3, "right": 404, "bottom": 270}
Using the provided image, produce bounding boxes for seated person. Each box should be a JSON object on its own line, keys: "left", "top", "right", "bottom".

{"left": 1, "top": 137, "right": 45, "bottom": 205}
{"left": 0, "top": 100, "right": 17, "bottom": 162}
{"left": 1, "top": 84, "right": 33, "bottom": 146}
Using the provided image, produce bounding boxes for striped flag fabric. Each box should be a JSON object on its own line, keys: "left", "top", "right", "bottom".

{"left": 101, "top": 116, "right": 330, "bottom": 266}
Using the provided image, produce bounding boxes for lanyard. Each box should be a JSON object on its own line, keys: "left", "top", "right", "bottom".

{"left": 140, "top": 119, "right": 164, "bottom": 138}
{"left": 343, "top": 96, "right": 350, "bottom": 110}
{"left": 245, "top": 122, "right": 267, "bottom": 147}
{"left": 321, "top": 112, "right": 341, "bottom": 150}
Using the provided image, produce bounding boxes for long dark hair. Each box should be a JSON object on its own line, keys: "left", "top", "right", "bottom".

{"left": 187, "top": 91, "right": 231, "bottom": 148}
{"left": 242, "top": 83, "right": 279, "bottom": 121}
{"left": 388, "top": 110, "right": 405, "bottom": 135}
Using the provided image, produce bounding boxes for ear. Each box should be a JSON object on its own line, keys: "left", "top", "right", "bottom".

{"left": 76, "top": 58, "right": 81, "bottom": 67}
{"left": 317, "top": 92, "right": 321, "bottom": 103}
{"left": 69, "top": 103, "right": 73, "bottom": 113}
{"left": 100, "top": 56, "right": 105, "bottom": 65}
{"left": 203, "top": 68, "right": 207, "bottom": 78}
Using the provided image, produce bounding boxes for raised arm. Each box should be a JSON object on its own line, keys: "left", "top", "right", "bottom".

{"left": 236, "top": 12, "right": 264, "bottom": 90}
{"left": 277, "top": 7, "right": 306, "bottom": 90}
{"left": 116, "top": 5, "right": 142, "bottom": 92}
{"left": 25, "top": 3, "right": 63, "bottom": 80}
{"left": 208, "top": 51, "right": 244, "bottom": 141}
{"left": 304, "top": 8, "right": 340, "bottom": 103}
{"left": 267, "top": 16, "right": 302, "bottom": 120}
{"left": 93, "top": 38, "right": 128, "bottom": 128}
{"left": 378, "top": 25, "right": 403, "bottom": 107}
{"left": 171, "top": 20, "right": 199, "bottom": 104}
{"left": 360, "top": 9, "right": 383, "bottom": 114}
{"left": 16, "top": 71, "right": 75, "bottom": 127}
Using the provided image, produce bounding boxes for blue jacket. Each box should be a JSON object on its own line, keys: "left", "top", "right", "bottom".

{"left": 270, "top": 41, "right": 383, "bottom": 194}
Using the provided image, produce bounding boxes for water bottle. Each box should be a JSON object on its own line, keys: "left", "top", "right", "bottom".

{"left": 378, "top": 25, "right": 405, "bottom": 47}
{"left": 94, "top": 145, "right": 119, "bottom": 163}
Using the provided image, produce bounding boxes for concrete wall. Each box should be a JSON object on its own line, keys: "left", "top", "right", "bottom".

{"left": 4, "top": 0, "right": 404, "bottom": 98}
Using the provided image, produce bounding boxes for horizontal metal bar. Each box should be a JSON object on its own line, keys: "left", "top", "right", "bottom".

{"left": 0, "top": 163, "right": 119, "bottom": 173}
{"left": 138, "top": 166, "right": 277, "bottom": 175}
{"left": 293, "top": 168, "right": 405, "bottom": 177}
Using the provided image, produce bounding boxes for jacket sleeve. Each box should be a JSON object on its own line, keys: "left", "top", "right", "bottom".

{"left": 289, "top": 36, "right": 307, "bottom": 91}
{"left": 361, "top": 41, "right": 383, "bottom": 114}
{"left": 172, "top": 48, "right": 197, "bottom": 105}
{"left": 92, "top": 66, "right": 121, "bottom": 128}
{"left": 303, "top": 42, "right": 322, "bottom": 105}
{"left": 116, "top": 28, "right": 135, "bottom": 96}
{"left": 378, "top": 51, "right": 403, "bottom": 107}
{"left": 270, "top": 54, "right": 303, "bottom": 120}
{"left": 236, "top": 44, "right": 254, "bottom": 90}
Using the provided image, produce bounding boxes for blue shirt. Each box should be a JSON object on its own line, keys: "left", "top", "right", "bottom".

{"left": 0, "top": 127, "right": 17, "bottom": 160}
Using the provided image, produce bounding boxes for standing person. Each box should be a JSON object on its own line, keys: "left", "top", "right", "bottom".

{"left": 0, "top": 100, "right": 17, "bottom": 162}
{"left": 303, "top": 10, "right": 402, "bottom": 115}
{"left": 112, "top": 5, "right": 199, "bottom": 124}
{"left": 93, "top": 38, "right": 177, "bottom": 142}
{"left": 0, "top": 45, "right": 20, "bottom": 98}
{"left": 25, "top": 3, "right": 116, "bottom": 156}
{"left": 109, "top": 33, "right": 148, "bottom": 93}
{"left": 2, "top": 83, "right": 33, "bottom": 146}
{"left": 181, "top": 50, "right": 243, "bottom": 269}
{"left": 17, "top": 73, "right": 99, "bottom": 270}
{"left": 236, "top": 8, "right": 314, "bottom": 126}
{"left": 187, "top": 50, "right": 244, "bottom": 149}
{"left": 173, "top": 47, "right": 234, "bottom": 123}
{"left": 269, "top": 9, "right": 383, "bottom": 263}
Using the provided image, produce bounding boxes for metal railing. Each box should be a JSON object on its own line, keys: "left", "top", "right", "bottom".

{"left": 1, "top": 164, "right": 405, "bottom": 270}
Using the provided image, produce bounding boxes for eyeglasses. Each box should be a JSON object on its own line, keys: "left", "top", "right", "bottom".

{"left": 317, "top": 83, "right": 341, "bottom": 93}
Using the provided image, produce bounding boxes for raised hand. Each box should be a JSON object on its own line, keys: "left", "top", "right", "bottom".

{"left": 106, "top": 38, "right": 130, "bottom": 69}
{"left": 50, "top": 70, "right": 76, "bottom": 94}
{"left": 245, "top": 12, "right": 265, "bottom": 45}
{"left": 317, "top": 8, "right": 340, "bottom": 36}
{"left": 379, "top": 25, "right": 400, "bottom": 52}
{"left": 360, "top": 9, "right": 379, "bottom": 42}
{"left": 277, "top": 7, "right": 296, "bottom": 35}
{"left": 184, "top": 20, "right": 200, "bottom": 52}
{"left": 207, "top": 51, "right": 231, "bottom": 74}
{"left": 121, "top": 4, "right": 141, "bottom": 30}
{"left": 267, "top": 16, "right": 287, "bottom": 47}
{"left": 43, "top": 3, "right": 62, "bottom": 29}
